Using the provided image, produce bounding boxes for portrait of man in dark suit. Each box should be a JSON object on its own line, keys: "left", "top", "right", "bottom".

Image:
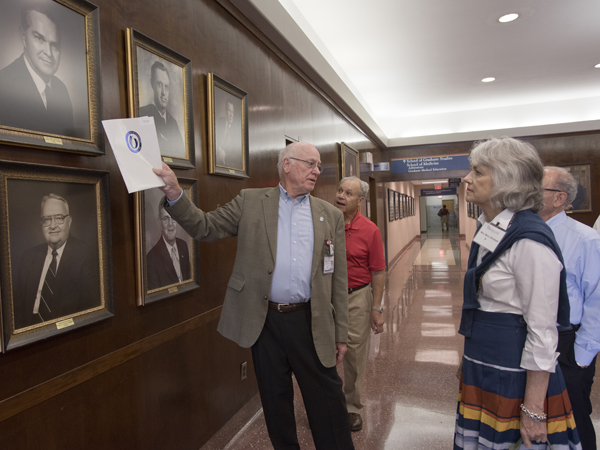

{"left": 214, "top": 91, "right": 243, "bottom": 170}
{"left": 0, "top": 2, "right": 76, "bottom": 137}
{"left": 139, "top": 60, "right": 185, "bottom": 159}
{"left": 13, "top": 193, "right": 101, "bottom": 329}
{"left": 146, "top": 199, "right": 191, "bottom": 291}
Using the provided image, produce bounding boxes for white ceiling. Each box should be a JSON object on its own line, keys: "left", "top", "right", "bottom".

{"left": 241, "top": 0, "right": 600, "bottom": 147}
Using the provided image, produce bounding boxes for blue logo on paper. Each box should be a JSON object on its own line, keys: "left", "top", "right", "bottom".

{"left": 126, "top": 131, "right": 142, "bottom": 153}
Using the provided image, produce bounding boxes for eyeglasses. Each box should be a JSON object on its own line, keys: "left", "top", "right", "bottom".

{"left": 41, "top": 214, "right": 70, "bottom": 227}
{"left": 289, "top": 157, "right": 323, "bottom": 173}
{"left": 544, "top": 188, "right": 564, "bottom": 193}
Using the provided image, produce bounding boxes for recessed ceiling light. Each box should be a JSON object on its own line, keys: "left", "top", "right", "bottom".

{"left": 482, "top": 77, "right": 496, "bottom": 83}
{"left": 595, "top": 63, "right": 600, "bottom": 68}
{"left": 499, "top": 13, "right": 519, "bottom": 23}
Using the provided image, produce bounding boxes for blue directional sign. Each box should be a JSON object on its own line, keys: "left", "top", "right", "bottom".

{"left": 421, "top": 188, "right": 457, "bottom": 196}
{"left": 391, "top": 155, "right": 469, "bottom": 174}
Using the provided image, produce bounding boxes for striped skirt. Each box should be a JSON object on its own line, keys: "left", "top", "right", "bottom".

{"left": 454, "top": 310, "right": 581, "bottom": 450}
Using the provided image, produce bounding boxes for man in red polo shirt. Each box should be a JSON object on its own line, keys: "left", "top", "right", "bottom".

{"left": 335, "top": 176, "right": 386, "bottom": 432}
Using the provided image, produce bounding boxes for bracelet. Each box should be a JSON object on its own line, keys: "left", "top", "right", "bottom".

{"left": 519, "top": 403, "right": 547, "bottom": 422}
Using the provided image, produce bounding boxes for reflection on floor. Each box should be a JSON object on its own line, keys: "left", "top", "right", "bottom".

{"left": 208, "top": 230, "right": 600, "bottom": 449}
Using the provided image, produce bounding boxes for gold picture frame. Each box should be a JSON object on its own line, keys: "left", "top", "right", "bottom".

{"left": 207, "top": 73, "right": 249, "bottom": 178}
{"left": 0, "top": 161, "right": 113, "bottom": 352}
{"left": 340, "top": 142, "right": 359, "bottom": 180}
{"left": 134, "top": 179, "right": 200, "bottom": 305}
{"left": 0, "top": 0, "right": 103, "bottom": 155}
{"left": 563, "top": 164, "right": 592, "bottom": 213}
{"left": 126, "top": 28, "right": 195, "bottom": 169}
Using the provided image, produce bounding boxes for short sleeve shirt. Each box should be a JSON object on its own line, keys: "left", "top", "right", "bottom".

{"left": 345, "top": 212, "right": 386, "bottom": 288}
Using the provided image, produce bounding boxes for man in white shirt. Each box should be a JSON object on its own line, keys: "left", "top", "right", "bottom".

{"left": 540, "top": 166, "right": 600, "bottom": 450}
{"left": 0, "top": 4, "right": 74, "bottom": 136}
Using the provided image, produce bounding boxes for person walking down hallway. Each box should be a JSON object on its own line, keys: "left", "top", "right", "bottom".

{"left": 153, "top": 142, "right": 355, "bottom": 450}
{"left": 440, "top": 204, "right": 450, "bottom": 231}
{"left": 455, "top": 137, "right": 581, "bottom": 449}
{"left": 539, "top": 166, "right": 600, "bottom": 450}
{"left": 335, "top": 176, "right": 386, "bottom": 432}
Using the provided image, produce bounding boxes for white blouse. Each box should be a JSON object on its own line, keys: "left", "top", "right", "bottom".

{"left": 476, "top": 211, "right": 563, "bottom": 372}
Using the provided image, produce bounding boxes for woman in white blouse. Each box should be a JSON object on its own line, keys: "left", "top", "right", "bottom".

{"left": 454, "top": 137, "right": 580, "bottom": 450}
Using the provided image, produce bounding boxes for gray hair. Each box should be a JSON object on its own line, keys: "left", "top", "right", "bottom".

{"left": 41, "top": 193, "right": 69, "bottom": 215}
{"left": 277, "top": 142, "right": 308, "bottom": 176}
{"left": 469, "top": 137, "right": 544, "bottom": 213}
{"left": 545, "top": 166, "right": 578, "bottom": 206}
{"left": 150, "top": 61, "right": 169, "bottom": 84}
{"left": 339, "top": 176, "right": 369, "bottom": 198}
{"left": 22, "top": 3, "right": 61, "bottom": 41}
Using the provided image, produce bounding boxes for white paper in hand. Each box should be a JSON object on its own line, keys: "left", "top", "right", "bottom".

{"left": 102, "top": 117, "right": 166, "bottom": 193}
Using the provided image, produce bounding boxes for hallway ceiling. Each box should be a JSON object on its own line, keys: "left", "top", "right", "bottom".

{"left": 235, "top": 0, "right": 600, "bottom": 147}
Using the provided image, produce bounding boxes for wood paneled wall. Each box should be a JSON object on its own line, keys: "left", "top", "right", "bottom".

{"left": 0, "top": 0, "right": 377, "bottom": 448}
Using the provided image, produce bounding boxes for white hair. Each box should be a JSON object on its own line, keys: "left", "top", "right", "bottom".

{"left": 339, "top": 176, "right": 369, "bottom": 198}
{"left": 469, "top": 137, "right": 544, "bottom": 213}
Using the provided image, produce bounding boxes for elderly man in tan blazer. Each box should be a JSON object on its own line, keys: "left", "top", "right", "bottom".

{"left": 154, "top": 142, "right": 354, "bottom": 450}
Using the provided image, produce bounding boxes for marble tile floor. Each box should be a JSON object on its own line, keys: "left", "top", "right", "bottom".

{"left": 204, "top": 230, "right": 600, "bottom": 449}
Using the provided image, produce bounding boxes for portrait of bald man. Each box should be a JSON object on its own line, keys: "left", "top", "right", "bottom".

{"left": 13, "top": 193, "right": 101, "bottom": 329}
{"left": 0, "top": 0, "right": 90, "bottom": 138}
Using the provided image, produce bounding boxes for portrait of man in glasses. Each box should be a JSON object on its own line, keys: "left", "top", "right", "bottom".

{"left": 146, "top": 196, "right": 191, "bottom": 291}
{"left": 13, "top": 193, "right": 101, "bottom": 329}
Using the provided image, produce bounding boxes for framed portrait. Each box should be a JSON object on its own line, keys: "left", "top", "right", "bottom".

{"left": 0, "top": 0, "right": 102, "bottom": 155}
{"left": 562, "top": 164, "right": 592, "bottom": 213}
{"left": 388, "top": 189, "right": 395, "bottom": 222}
{"left": 126, "top": 29, "right": 194, "bottom": 169}
{"left": 207, "top": 73, "right": 249, "bottom": 178}
{"left": 340, "top": 142, "right": 359, "bottom": 180}
{"left": 134, "top": 179, "right": 200, "bottom": 305}
{"left": 400, "top": 194, "right": 408, "bottom": 218}
{"left": 467, "top": 202, "right": 472, "bottom": 218}
{"left": 394, "top": 191, "right": 399, "bottom": 220}
{"left": 401, "top": 193, "right": 406, "bottom": 218}
{"left": 0, "top": 161, "right": 112, "bottom": 352}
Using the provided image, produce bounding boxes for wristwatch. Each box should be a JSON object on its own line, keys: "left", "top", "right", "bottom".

{"left": 372, "top": 306, "right": 383, "bottom": 314}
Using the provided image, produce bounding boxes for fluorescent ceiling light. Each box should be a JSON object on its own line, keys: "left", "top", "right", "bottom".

{"left": 499, "top": 13, "right": 519, "bottom": 23}
{"left": 482, "top": 77, "right": 496, "bottom": 83}
{"left": 421, "top": 181, "right": 447, "bottom": 184}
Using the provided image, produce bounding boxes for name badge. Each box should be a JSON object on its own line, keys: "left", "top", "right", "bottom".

{"left": 324, "top": 256, "right": 334, "bottom": 274}
{"left": 472, "top": 223, "right": 506, "bottom": 253}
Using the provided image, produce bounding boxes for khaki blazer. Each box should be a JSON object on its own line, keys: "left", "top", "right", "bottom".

{"left": 166, "top": 186, "right": 348, "bottom": 367}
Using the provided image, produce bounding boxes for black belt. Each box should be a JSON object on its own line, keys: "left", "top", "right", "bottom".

{"left": 558, "top": 323, "right": 581, "bottom": 333}
{"left": 268, "top": 300, "right": 311, "bottom": 313}
{"left": 348, "top": 283, "right": 370, "bottom": 294}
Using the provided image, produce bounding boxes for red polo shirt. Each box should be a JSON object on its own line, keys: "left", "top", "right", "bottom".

{"left": 345, "top": 212, "right": 386, "bottom": 289}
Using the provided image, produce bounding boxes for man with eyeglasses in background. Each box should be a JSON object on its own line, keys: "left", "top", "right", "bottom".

{"left": 146, "top": 200, "right": 191, "bottom": 290}
{"left": 539, "top": 166, "right": 600, "bottom": 450}
{"left": 153, "top": 141, "right": 355, "bottom": 450}
{"left": 14, "top": 193, "right": 100, "bottom": 329}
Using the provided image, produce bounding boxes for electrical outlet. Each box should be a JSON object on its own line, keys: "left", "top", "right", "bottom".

{"left": 240, "top": 361, "right": 247, "bottom": 380}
